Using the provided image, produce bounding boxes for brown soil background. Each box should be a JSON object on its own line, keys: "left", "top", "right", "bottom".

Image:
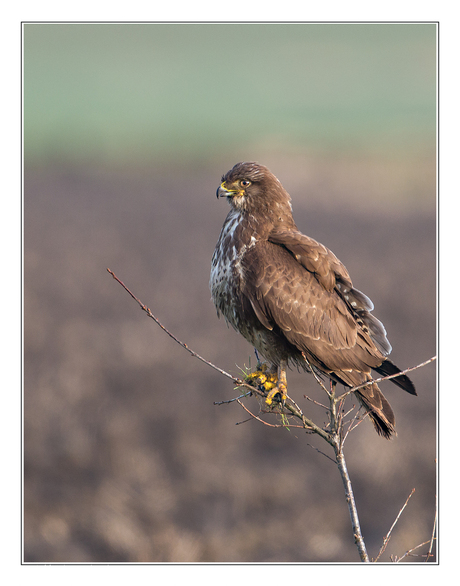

{"left": 24, "top": 159, "right": 436, "bottom": 562}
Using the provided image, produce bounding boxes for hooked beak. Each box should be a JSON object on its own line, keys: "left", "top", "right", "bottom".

{"left": 216, "top": 182, "right": 238, "bottom": 199}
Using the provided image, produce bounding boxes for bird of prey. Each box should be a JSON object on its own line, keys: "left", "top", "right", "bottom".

{"left": 210, "top": 162, "right": 416, "bottom": 438}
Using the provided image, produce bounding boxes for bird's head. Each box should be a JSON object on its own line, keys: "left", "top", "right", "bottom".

{"left": 216, "top": 162, "right": 293, "bottom": 218}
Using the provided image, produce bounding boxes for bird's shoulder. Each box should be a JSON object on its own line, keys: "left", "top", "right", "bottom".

{"left": 267, "top": 229, "right": 352, "bottom": 292}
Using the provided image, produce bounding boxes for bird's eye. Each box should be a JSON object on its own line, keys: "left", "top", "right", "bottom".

{"left": 240, "top": 180, "right": 251, "bottom": 187}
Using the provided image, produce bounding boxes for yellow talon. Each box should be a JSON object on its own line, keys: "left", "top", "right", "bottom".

{"left": 245, "top": 364, "right": 276, "bottom": 390}
{"left": 262, "top": 379, "right": 277, "bottom": 391}
{"left": 244, "top": 363, "right": 287, "bottom": 405}
{"left": 265, "top": 382, "right": 287, "bottom": 406}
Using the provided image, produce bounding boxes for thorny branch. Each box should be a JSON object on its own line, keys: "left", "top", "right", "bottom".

{"left": 108, "top": 268, "right": 436, "bottom": 563}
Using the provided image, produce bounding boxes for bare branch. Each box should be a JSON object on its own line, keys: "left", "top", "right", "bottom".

{"left": 214, "top": 391, "right": 252, "bottom": 405}
{"left": 426, "top": 494, "right": 437, "bottom": 562}
{"left": 300, "top": 352, "right": 330, "bottom": 395}
{"left": 393, "top": 538, "right": 437, "bottom": 562}
{"left": 305, "top": 443, "right": 337, "bottom": 464}
{"left": 303, "top": 394, "right": 329, "bottom": 410}
{"left": 235, "top": 399, "right": 283, "bottom": 427}
{"left": 374, "top": 488, "right": 416, "bottom": 562}
{"left": 334, "top": 446, "right": 369, "bottom": 562}
{"left": 341, "top": 406, "right": 366, "bottom": 445}
{"left": 339, "top": 356, "right": 436, "bottom": 399}
{"left": 282, "top": 395, "right": 333, "bottom": 443}
{"left": 108, "top": 268, "right": 248, "bottom": 386}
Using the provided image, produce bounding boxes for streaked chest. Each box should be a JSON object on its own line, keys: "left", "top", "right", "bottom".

{"left": 210, "top": 210, "right": 257, "bottom": 318}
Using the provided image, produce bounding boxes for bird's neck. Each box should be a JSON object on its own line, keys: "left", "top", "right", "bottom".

{"left": 223, "top": 206, "right": 296, "bottom": 247}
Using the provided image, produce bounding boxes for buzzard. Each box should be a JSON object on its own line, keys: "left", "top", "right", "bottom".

{"left": 210, "top": 162, "right": 416, "bottom": 438}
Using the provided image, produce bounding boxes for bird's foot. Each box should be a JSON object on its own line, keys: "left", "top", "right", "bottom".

{"left": 264, "top": 382, "right": 287, "bottom": 406}
{"left": 245, "top": 364, "right": 287, "bottom": 406}
{"left": 245, "top": 363, "right": 278, "bottom": 390}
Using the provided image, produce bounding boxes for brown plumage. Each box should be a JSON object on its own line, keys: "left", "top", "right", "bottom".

{"left": 210, "top": 162, "right": 416, "bottom": 438}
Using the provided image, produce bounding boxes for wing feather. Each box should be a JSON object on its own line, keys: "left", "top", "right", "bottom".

{"left": 241, "top": 232, "right": 392, "bottom": 383}
{"left": 242, "top": 240, "right": 358, "bottom": 352}
{"left": 267, "top": 230, "right": 392, "bottom": 356}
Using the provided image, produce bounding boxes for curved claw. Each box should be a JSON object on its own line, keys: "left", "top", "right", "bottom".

{"left": 265, "top": 382, "right": 287, "bottom": 406}
{"left": 266, "top": 362, "right": 288, "bottom": 406}
{"left": 244, "top": 361, "right": 288, "bottom": 406}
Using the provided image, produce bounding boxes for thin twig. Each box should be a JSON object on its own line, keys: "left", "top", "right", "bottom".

{"left": 214, "top": 391, "right": 252, "bottom": 405}
{"left": 236, "top": 399, "right": 285, "bottom": 427}
{"left": 393, "top": 538, "right": 437, "bottom": 562}
{"left": 305, "top": 443, "right": 336, "bottom": 464}
{"left": 300, "top": 352, "right": 330, "bottom": 395}
{"left": 303, "top": 394, "right": 329, "bottom": 410}
{"left": 235, "top": 417, "right": 255, "bottom": 425}
{"left": 339, "top": 357, "right": 436, "bottom": 399}
{"left": 426, "top": 494, "right": 437, "bottom": 562}
{"left": 341, "top": 406, "right": 365, "bottom": 445}
{"left": 374, "top": 488, "right": 415, "bottom": 562}
{"left": 283, "top": 395, "right": 333, "bottom": 443}
{"left": 108, "top": 268, "right": 248, "bottom": 386}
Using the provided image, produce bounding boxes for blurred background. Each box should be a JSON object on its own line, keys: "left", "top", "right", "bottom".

{"left": 24, "top": 22, "right": 436, "bottom": 563}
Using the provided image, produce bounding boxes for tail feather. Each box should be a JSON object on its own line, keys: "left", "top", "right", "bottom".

{"left": 356, "top": 383, "right": 396, "bottom": 439}
{"left": 374, "top": 359, "right": 417, "bottom": 396}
